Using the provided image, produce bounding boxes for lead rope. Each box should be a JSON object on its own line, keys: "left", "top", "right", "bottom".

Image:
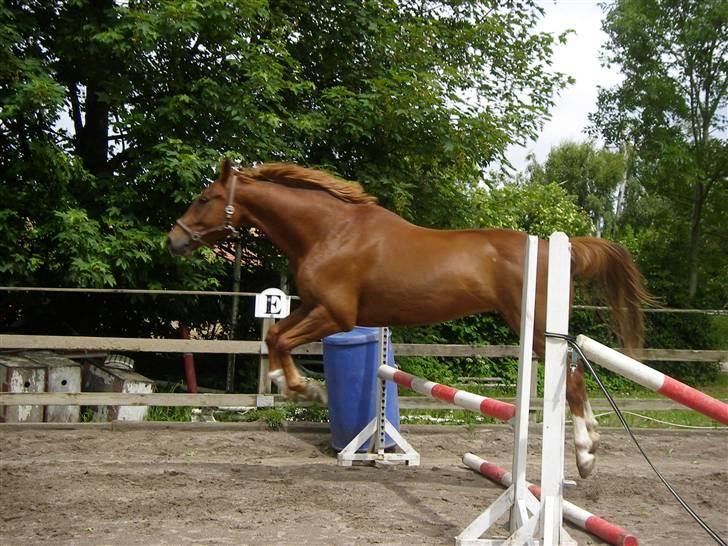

{"left": 544, "top": 331, "right": 727, "bottom": 546}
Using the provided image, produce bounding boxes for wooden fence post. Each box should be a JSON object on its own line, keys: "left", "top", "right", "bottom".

{"left": 258, "top": 318, "right": 274, "bottom": 394}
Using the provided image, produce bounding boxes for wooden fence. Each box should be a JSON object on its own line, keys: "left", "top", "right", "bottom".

{"left": 1, "top": 333, "right": 726, "bottom": 413}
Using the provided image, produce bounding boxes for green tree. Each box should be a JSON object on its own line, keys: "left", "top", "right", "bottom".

{"left": 526, "top": 141, "right": 626, "bottom": 237}
{"left": 278, "top": 0, "right": 574, "bottom": 227}
{"left": 591, "top": 0, "right": 727, "bottom": 303}
{"left": 1, "top": 0, "right": 572, "bottom": 346}
{"left": 469, "top": 180, "right": 594, "bottom": 238}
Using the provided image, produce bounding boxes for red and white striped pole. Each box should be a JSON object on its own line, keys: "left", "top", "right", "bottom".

{"left": 377, "top": 366, "right": 516, "bottom": 422}
{"left": 576, "top": 335, "right": 728, "bottom": 426}
{"left": 462, "top": 453, "right": 638, "bottom": 546}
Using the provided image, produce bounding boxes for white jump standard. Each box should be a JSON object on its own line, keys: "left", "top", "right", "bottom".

{"left": 337, "top": 327, "right": 421, "bottom": 467}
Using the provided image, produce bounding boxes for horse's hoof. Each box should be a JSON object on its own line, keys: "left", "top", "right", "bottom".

{"left": 304, "top": 381, "right": 328, "bottom": 404}
{"left": 268, "top": 369, "right": 288, "bottom": 393}
{"left": 267, "top": 370, "right": 326, "bottom": 403}
{"left": 576, "top": 452, "right": 596, "bottom": 479}
{"left": 269, "top": 372, "right": 304, "bottom": 401}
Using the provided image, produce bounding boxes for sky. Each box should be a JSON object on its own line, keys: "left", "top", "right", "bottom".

{"left": 505, "top": 0, "right": 623, "bottom": 171}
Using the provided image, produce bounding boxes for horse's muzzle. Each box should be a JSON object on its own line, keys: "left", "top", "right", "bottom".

{"left": 167, "top": 229, "right": 193, "bottom": 256}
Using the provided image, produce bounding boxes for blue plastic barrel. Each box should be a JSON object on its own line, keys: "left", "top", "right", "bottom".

{"left": 322, "top": 327, "right": 400, "bottom": 451}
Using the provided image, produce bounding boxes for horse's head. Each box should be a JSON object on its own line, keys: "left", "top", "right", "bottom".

{"left": 167, "top": 157, "right": 245, "bottom": 256}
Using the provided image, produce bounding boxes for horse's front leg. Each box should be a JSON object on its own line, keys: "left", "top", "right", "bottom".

{"left": 265, "top": 304, "right": 343, "bottom": 403}
{"left": 566, "top": 359, "right": 600, "bottom": 478}
{"left": 264, "top": 306, "right": 310, "bottom": 399}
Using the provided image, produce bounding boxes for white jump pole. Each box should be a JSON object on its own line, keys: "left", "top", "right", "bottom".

{"left": 510, "top": 233, "right": 541, "bottom": 534}
{"left": 576, "top": 335, "right": 728, "bottom": 425}
{"left": 377, "top": 366, "right": 516, "bottom": 422}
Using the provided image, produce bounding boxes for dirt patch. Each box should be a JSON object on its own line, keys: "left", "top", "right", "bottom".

{"left": 1, "top": 423, "right": 726, "bottom": 545}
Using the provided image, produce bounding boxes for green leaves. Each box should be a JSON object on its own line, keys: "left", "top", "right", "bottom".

{"left": 592, "top": 0, "right": 727, "bottom": 303}
{"left": 469, "top": 181, "right": 593, "bottom": 238}
{"left": 0, "top": 6, "right": 65, "bottom": 130}
{"left": 527, "top": 141, "right": 626, "bottom": 237}
{"left": 1, "top": 0, "right": 576, "bottom": 346}
{"left": 273, "top": 0, "right": 572, "bottom": 225}
{"left": 53, "top": 208, "right": 156, "bottom": 287}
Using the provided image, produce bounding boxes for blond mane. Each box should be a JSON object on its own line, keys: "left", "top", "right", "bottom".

{"left": 238, "top": 163, "right": 377, "bottom": 204}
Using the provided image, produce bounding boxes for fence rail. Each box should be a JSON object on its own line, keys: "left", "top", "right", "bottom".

{"left": 1, "top": 334, "right": 726, "bottom": 362}
{"left": 3, "top": 285, "right": 726, "bottom": 421}
{"left": 0, "top": 392, "right": 724, "bottom": 414}
{"left": 1, "top": 334, "right": 725, "bottom": 415}
{"left": 3, "top": 286, "right": 727, "bottom": 315}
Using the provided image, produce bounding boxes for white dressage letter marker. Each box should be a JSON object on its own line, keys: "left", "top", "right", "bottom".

{"left": 255, "top": 288, "right": 291, "bottom": 318}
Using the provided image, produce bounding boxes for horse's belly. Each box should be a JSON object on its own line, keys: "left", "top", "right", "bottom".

{"left": 356, "top": 277, "right": 496, "bottom": 327}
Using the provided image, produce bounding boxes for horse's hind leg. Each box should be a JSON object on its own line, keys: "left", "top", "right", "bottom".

{"left": 498, "top": 247, "right": 600, "bottom": 478}
{"left": 566, "top": 358, "right": 600, "bottom": 478}
{"left": 505, "top": 301, "right": 600, "bottom": 479}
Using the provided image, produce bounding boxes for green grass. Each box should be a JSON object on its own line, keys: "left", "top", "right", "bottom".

{"left": 583, "top": 373, "right": 728, "bottom": 399}
{"left": 399, "top": 408, "right": 500, "bottom": 427}
{"left": 146, "top": 405, "right": 193, "bottom": 421}
{"left": 144, "top": 382, "right": 194, "bottom": 421}
{"left": 691, "top": 373, "right": 728, "bottom": 398}
{"left": 583, "top": 373, "right": 728, "bottom": 428}
{"left": 139, "top": 403, "right": 723, "bottom": 428}
{"left": 79, "top": 407, "right": 106, "bottom": 423}
{"left": 238, "top": 403, "right": 328, "bottom": 428}
{"left": 447, "top": 373, "right": 728, "bottom": 400}
{"left": 397, "top": 407, "right": 724, "bottom": 429}
{"left": 590, "top": 409, "right": 724, "bottom": 429}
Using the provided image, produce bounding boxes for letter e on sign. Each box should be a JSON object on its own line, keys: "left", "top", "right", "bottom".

{"left": 255, "top": 288, "right": 291, "bottom": 319}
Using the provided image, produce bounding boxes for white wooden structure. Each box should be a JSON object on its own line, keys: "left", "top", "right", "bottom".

{"left": 457, "top": 233, "right": 575, "bottom": 545}
{"left": 83, "top": 361, "right": 154, "bottom": 421}
{"left": 21, "top": 351, "right": 81, "bottom": 422}
{"left": 0, "top": 354, "right": 45, "bottom": 423}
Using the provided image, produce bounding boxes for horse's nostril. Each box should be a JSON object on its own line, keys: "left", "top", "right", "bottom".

{"left": 167, "top": 234, "right": 183, "bottom": 254}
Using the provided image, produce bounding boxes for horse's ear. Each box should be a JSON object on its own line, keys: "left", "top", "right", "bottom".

{"left": 219, "top": 157, "right": 232, "bottom": 185}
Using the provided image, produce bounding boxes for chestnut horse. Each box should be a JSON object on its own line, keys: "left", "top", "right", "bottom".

{"left": 167, "top": 158, "right": 652, "bottom": 478}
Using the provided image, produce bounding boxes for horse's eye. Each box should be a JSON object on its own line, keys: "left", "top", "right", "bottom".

{"left": 199, "top": 196, "right": 209, "bottom": 205}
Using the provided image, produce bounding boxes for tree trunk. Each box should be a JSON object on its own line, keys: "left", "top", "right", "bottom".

{"left": 70, "top": 0, "right": 113, "bottom": 176}
{"left": 687, "top": 181, "right": 705, "bottom": 302}
{"left": 76, "top": 79, "right": 110, "bottom": 175}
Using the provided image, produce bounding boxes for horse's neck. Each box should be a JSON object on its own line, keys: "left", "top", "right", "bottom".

{"left": 242, "top": 182, "right": 349, "bottom": 266}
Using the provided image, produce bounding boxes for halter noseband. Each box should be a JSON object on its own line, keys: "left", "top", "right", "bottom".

{"left": 175, "top": 173, "right": 240, "bottom": 245}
